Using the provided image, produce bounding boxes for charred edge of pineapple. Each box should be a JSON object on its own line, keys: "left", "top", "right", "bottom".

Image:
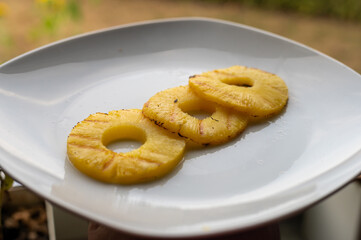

{"left": 153, "top": 120, "right": 165, "bottom": 127}
{"left": 177, "top": 132, "right": 185, "bottom": 138}
{"left": 146, "top": 117, "right": 217, "bottom": 147}
{"left": 147, "top": 116, "right": 206, "bottom": 142}
{"left": 210, "top": 117, "right": 219, "bottom": 122}
{"left": 147, "top": 117, "right": 180, "bottom": 134}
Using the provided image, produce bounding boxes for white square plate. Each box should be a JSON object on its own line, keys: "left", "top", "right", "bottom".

{"left": 0, "top": 18, "right": 361, "bottom": 238}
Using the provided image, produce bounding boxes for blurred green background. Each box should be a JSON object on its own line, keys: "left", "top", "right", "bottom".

{"left": 0, "top": 0, "right": 360, "bottom": 73}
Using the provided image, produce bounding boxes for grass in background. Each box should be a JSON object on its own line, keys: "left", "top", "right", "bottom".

{"left": 200, "top": 0, "right": 361, "bottom": 22}
{"left": 0, "top": 0, "right": 360, "bottom": 73}
{"left": 30, "top": 0, "right": 82, "bottom": 38}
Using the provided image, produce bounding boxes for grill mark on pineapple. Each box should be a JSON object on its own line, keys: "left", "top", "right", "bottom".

{"left": 68, "top": 142, "right": 106, "bottom": 152}
{"left": 128, "top": 156, "right": 161, "bottom": 166}
{"left": 68, "top": 134, "right": 99, "bottom": 141}
{"left": 226, "top": 113, "right": 231, "bottom": 130}
{"left": 102, "top": 153, "right": 115, "bottom": 170}
{"left": 170, "top": 107, "right": 177, "bottom": 122}
{"left": 198, "top": 120, "right": 204, "bottom": 135}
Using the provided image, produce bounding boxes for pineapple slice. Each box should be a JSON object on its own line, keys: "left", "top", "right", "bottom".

{"left": 67, "top": 109, "right": 186, "bottom": 184}
{"left": 142, "top": 85, "right": 248, "bottom": 145}
{"left": 189, "top": 66, "right": 288, "bottom": 118}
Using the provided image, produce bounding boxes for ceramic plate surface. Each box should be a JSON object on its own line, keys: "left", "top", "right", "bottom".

{"left": 0, "top": 18, "right": 361, "bottom": 238}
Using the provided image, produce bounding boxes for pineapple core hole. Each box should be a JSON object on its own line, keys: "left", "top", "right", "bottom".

{"left": 102, "top": 125, "right": 146, "bottom": 153}
{"left": 223, "top": 77, "right": 253, "bottom": 88}
{"left": 179, "top": 101, "right": 215, "bottom": 120}
{"left": 186, "top": 110, "right": 212, "bottom": 120}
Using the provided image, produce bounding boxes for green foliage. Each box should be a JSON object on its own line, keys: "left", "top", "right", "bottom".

{"left": 1, "top": 173, "right": 13, "bottom": 192}
{"left": 32, "top": 0, "right": 83, "bottom": 36}
{"left": 66, "top": 0, "right": 82, "bottom": 21}
{"left": 1, "top": 175, "right": 14, "bottom": 191}
{"left": 0, "top": 27, "right": 13, "bottom": 48}
{"left": 198, "top": 0, "right": 361, "bottom": 22}
{"left": 0, "top": 169, "right": 14, "bottom": 239}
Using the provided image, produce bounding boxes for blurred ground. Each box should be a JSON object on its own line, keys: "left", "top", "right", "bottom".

{"left": 0, "top": 0, "right": 360, "bottom": 73}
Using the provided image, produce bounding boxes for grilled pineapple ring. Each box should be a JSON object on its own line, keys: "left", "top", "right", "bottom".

{"left": 189, "top": 65, "right": 288, "bottom": 118}
{"left": 67, "top": 109, "right": 186, "bottom": 184}
{"left": 142, "top": 85, "right": 248, "bottom": 145}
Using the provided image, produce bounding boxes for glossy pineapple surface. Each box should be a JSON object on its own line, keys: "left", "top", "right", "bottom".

{"left": 189, "top": 65, "right": 288, "bottom": 118}
{"left": 142, "top": 85, "right": 248, "bottom": 145}
{"left": 67, "top": 109, "right": 186, "bottom": 184}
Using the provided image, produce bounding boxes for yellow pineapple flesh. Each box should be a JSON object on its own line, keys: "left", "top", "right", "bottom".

{"left": 67, "top": 109, "right": 186, "bottom": 184}
{"left": 189, "top": 65, "right": 288, "bottom": 118}
{"left": 142, "top": 85, "right": 248, "bottom": 145}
